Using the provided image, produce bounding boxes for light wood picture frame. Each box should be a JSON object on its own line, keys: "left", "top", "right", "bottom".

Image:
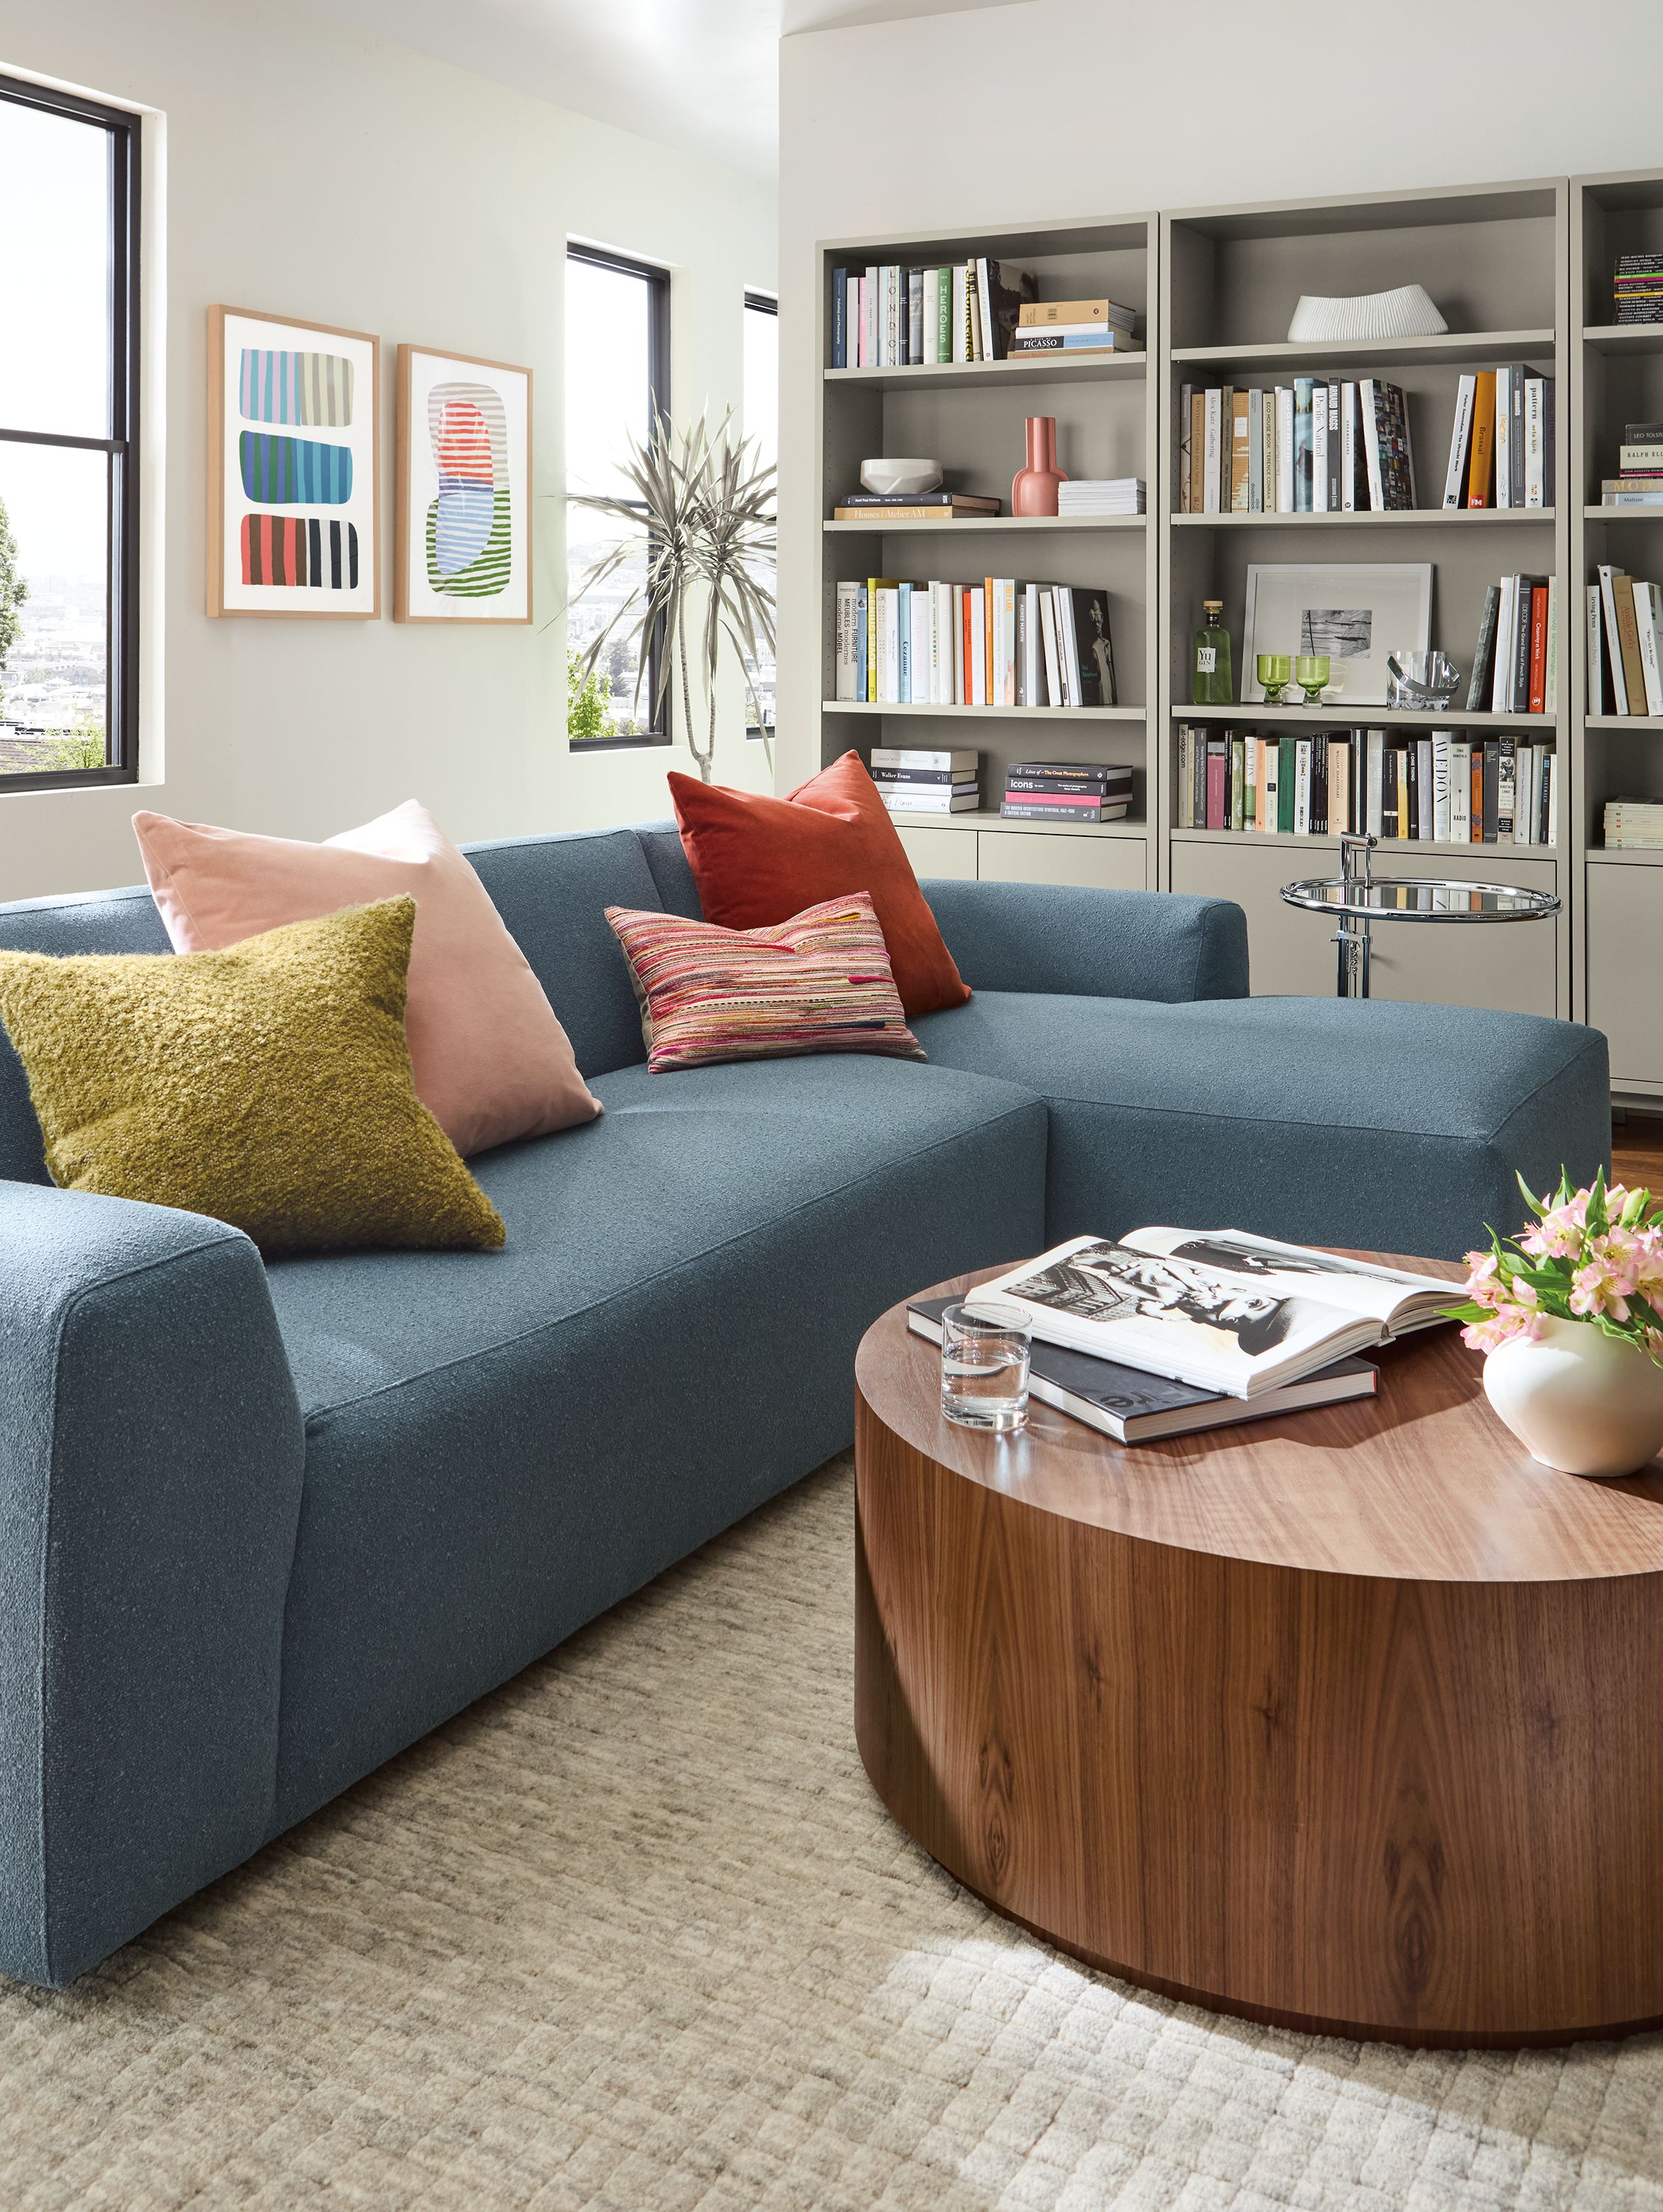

{"left": 395, "top": 344, "right": 532, "bottom": 624}
{"left": 206, "top": 305, "right": 381, "bottom": 619}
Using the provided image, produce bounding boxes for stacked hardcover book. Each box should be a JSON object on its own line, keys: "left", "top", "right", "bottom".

{"left": 1057, "top": 478, "right": 1145, "bottom": 515}
{"left": 1468, "top": 574, "right": 1559, "bottom": 713}
{"left": 830, "top": 488, "right": 1001, "bottom": 524}
{"left": 1604, "top": 798, "right": 1663, "bottom": 848}
{"left": 1177, "top": 377, "right": 1414, "bottom": 513}
{"left": 1007, "top": 297, "right": 1141, "bottom": 360}
{"left": 1175, "top": 726, "right": 1558, "bottom": 846}
{"left": 833, "top": 579, "right": 1114, "bottom": 707}
{"left": 1441, "top": 368, "right": 1555, "bottom": 509}
{"left": 1615, "top": 254, "right": 1663, "bottom": 326}
{"left": 869, "top": 747, "right": 979, "bottom": 815}
{"left": 1599, "top": 422, "right": 1663, "bottom": 507}
{"left": 1001, "top": 759, "right": 1132, "bottom": 824}
{"left": 1589, "top": 564, "right": 1663, "bottom": 716}
{"left": 906, "top": 1229, "right": 1455, "bottom": 1439}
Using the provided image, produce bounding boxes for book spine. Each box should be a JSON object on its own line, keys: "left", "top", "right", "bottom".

{"left": 1497, "top": 734, "right": 1516, "bottom": 838}
{"left": 1432, "top": 731, "right": 1451, "bottom": 843}
{"left": 920, "top": 267, "right": 938, "bottom": 366}
{"left": 1231, "top": 388, "right": 1251, "bottom": 512}
{"left": 1178, "top": 383, "right": 1193, "bottom": 512}
{"left": 1328, "top": 383, "right": 1343, "bottom": 512}
{"left": 1482, "top": 740, "right": 1499, "bottom": 841}
{"left": 1294, "top": 378, "right": 1313, "bottom": 512}
{"left": 1494, "top": 366, "right": 1513, "bottom": 509}
{"left": 1491, "top": 576, "right": 1517, "bottom": 712}
{"left": 1589, "top": 582, "right": 1606, "bottom": 714}
{"left": 1524, "top": 378, "right": 1544, "bottom": 507}
{"left": 1601, "top": 566, "right": 1633, "bottom": 714}
{"left": 1548, "top": 749, "right": 1560, "bottom": 845}
{"left": 1616, "top": 572, "right": 1648, "bottom": 712}
{"left": 1450, "top": 741, "right": 1472, "bottom": 844}
{"left": 1366, "top": 730, "right": 1383, "bottom": 838}
{"left": 937, "top": 268, "right": 951, "bottom": 365}
{"left": 1361, "top": 378, "right": 1385, "bottom": 511}
{"left": 1190, "top": 390, "right": 1207, "bottom": 518}
{"left": 1638, "top": 582, "right": 1663, "bottom": 715}
{"left": 1444, "top": 375, "right": 1476, "bottom": 507}
{"left": 855, "top": 585, "right": 868, "bottom": 702}
{"left": 1512, "top": 577, "right": 1535, "bottom": 714}
{"left": 1206, "top": 740, "right": 1227, "bottom": 830}
{"left": 1468, "top": 372, "right": 1496, "bottom": 507}
{"left": 1203, "top": 390, "right": 1223, "bottom": 515}
{"left": 1544, "top": 576, "right": 1559, "bottom": 713}
{"left": 1468, "top": 584, "right": 1501, "bottom": 711}
{"left": 835, "top": 580, "right": 858, "bottom": 700}
{"left": 1528, "top": 585, "right": 1548, "bottom": 714}
{"left": 1176, "top": 726, "right": 1192, "bottom": 830}
{"left": 1276, "top": 388, "right": 1295, "bottom": 513}
{"left": 830, "top": 268, "right": 847, "bottom": 369}
{"left": 1312, "top": 381, "right": 1330, "bottom": 513}
{"left": 897, "top": 582, "right": 912, "bottom": 703}
{"left": 908, "top": 267, "right": 923, "bottom": 365}
{"left": 1247, "top": 387, "right": 1264, "bottom": 512}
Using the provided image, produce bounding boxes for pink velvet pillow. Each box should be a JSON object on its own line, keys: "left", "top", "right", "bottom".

{"left": 133, "top": 801, "right": 602, "bottom": 1157}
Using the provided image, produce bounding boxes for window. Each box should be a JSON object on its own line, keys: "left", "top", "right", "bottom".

{"left": 743, "top": 290, "right": 778, "bottom": 738}
{"left": 0, "top": 74, "right": 139, "bottom": 790}
{"left": 566, "top": 244, "right": 670, "bottom": 747}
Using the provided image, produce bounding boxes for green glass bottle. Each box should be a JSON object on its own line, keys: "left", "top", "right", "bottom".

{"left": 1192, "top": 597, "right": 1233, "bottom": 705}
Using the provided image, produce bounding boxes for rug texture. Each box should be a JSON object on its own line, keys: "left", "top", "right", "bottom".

{"left": 2, "top": 1455, "right": 1662, "bottom": 2211}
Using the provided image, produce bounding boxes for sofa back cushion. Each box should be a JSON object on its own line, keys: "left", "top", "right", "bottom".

{"left": 0, "top": 887, "right": 171, "bottom": 1183}
{"left": 459, "top": 827, "right": 667, "bottom": 1078}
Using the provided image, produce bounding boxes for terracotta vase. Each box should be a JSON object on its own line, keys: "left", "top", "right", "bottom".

{"left": 1483, "top": 1314, "right": 1663, "bottom": 1478}
{"left": 1011, "top": 416, "right": 1067, "bottom": 517}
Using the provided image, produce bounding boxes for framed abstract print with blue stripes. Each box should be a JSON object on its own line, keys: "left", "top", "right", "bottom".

{"left": 394, "top": 346, "right": 532, "bottom": 625}
{"left": 206, "top": 306, "right": 380, "bottom": 618}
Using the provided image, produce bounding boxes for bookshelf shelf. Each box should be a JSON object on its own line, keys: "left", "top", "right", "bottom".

{"left": 823, "top": 700, "right": 1143, "bottom": 721}
{"left": 1589, "top": 845, "right": 1663, "bottom": 862}
{"left": 1587, "top": 714, "right": 1663, "bottom": 731}
{"left": 882, "top": 808, "right": 1146, "bottom": 840}
{"left": 1170, "top": 826, "right": 1560, "bottom": 858}
{"left": 1581, "top": 324, "right": 1663, "bottom": 357}
{"left": 1174, "top": 704, "right": 1557, "bottom": 728}
{"left": 1170, "top": 330, "right": 1557, "bottom": 372}
{"left": 824, "top": 355, "right": 1145, "bottom": 394}
{"left": 1172, "top": 509, "right": 1555, "bottom": 529}
{"left": 821, "top": 515, "right": 1146, "bottom": 535}
{"left": 1583, "top": 505, "right": 1663, "bottom": 521}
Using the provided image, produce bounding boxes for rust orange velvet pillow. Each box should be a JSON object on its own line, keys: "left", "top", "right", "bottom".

{"left": 667, "top": 751, "right": 971, "bottom": 1018}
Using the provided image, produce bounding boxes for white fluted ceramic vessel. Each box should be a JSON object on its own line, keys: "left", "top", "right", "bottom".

{"left": 1286, "top": 284, "right": 1448, "bottom": 344}
{"left": 1483, "top": 1315, "right": 1663, "bottom": 1478}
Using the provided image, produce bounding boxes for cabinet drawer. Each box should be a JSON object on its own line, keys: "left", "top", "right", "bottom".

{"left": 893, "top": 825, "right": 977, "bottom": 880}
{"left": 1588, "top": 860, "right": 1663, "bottom": 1085}
{"left": 976, "top": 831, "right": 1147, "bottom": 891}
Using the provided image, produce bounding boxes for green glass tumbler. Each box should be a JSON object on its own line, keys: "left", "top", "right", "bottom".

{"left": 1256, "top": 652, "right": 1292, "bottom": 705}
{"left": 1294, "top": 653, "right": 1331, "bottom": 706}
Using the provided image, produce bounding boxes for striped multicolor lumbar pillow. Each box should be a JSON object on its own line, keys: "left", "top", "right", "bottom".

{"left": 605, "top": 891, "right": 926, "bottom": 1074}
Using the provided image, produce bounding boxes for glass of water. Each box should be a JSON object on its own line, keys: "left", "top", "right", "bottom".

{"left": 940, "top": 1298, "right": 1032, "bottom": 1433}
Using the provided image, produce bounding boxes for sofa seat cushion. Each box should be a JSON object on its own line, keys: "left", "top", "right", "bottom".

{"left": 912, "top": 990, "right": 1610, "bottom": 1260}
{"left": 263, "top": 1052, "right": 1048, "bottom": 1827}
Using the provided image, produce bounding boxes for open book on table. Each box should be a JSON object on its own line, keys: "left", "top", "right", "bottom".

{"left": 974, "top": 1229, "right": 1454, "bottom": 1400}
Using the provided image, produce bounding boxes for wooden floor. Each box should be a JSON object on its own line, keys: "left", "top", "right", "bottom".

{"left": 1615, "top": 1113, "right": 1663, "bottom": 1189}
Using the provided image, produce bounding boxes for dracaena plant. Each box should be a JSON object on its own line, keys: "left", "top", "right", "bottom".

{"left": 566, "top": 408, "right": 776, "bottom": 782}
{"left": 1445, "top": 1167, "right": 1663, "bottom": 1359}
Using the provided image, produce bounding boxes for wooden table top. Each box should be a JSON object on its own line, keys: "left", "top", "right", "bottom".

{"left": 855, "top": 1255, "right": 1663, "bottom": 1586}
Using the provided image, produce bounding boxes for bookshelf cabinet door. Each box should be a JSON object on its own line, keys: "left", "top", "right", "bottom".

{"left": 893, "top": 825, "right": 978, "bottom": 880}
{"left": 1170, "top": 838, "right": 1333, "bottom": 995}
{"left": 976, "top": 831, "right": 1146, "bottom": 891}
{"left": 1588, "top": 861, "right": 1663, "bottom": 1088}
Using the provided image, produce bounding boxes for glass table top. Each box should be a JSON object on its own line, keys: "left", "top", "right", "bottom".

{"left": 1279, "top": 877, "right": 1562, "bottom": 924}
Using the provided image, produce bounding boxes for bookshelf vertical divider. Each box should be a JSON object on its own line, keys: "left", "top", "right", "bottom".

{"left": 812, "top": 175, "right": 1648, "bottom": 1070}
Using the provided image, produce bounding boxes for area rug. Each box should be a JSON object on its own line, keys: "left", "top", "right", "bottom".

{"left": 1, "top": 1455, "right": 1661, "bottom": 2211}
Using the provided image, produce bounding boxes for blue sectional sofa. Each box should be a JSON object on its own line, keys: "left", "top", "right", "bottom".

{"left": 0, "top": 820, "right": 1609, "bottom": 1987}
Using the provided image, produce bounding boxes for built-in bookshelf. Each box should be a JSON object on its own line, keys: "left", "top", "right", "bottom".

{"left": 805, "top": 176, "right": 1663, "bottom": 1054}
{"left": 813, "top": 216, "right": 1159, "bottom": 893}
{"left": 1574, "top": 168, "right": 1663, "bottom": 1093}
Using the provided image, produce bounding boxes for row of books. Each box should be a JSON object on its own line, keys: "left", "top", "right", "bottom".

{"left": 1597, "top": 421, "right": 1663, "bottom": 507}
{"left": 1178, "top": 379, "right": 1414, "bottom": 514}
{"left": 1603, "top": 798, "right": 1663, "bottom": 848}
{"left": 869, "top": 746, "right": 982, "bottom": 815}
{"left": 1441, "top": 369, "right": 1555, "bottom": 509}
{"left": 1058, "top": 477, "right": 1145, "bottom": 515}
{"left": 828, "top": 257, "right": 1141, "bottom": 369}
{"left": 1175, "top": 725, "right": 1560, "bottom": 845}
{"left": 1468, "top": 574, "right": 1559, "bottom": 713}
{"left": 1614, "top": 254, "right": 1663, "bottom": 327}
{"left": 1590, "top": 564, "right": 1663, "bottom": 716}
{"left": 833, "top": 579, "right": 1115, "bottom": 708}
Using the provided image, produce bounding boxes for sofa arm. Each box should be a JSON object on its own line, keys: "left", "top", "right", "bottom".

{"left": 920, "top": 878, "right": 1249, "bottom": 1002}
{"left": 0, "top": 1183, "right": 305, "bottom": 1986}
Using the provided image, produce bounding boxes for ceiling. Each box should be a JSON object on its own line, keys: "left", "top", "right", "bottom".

{"left": 290, "top": 0, "right": 1030, "bottom": 179}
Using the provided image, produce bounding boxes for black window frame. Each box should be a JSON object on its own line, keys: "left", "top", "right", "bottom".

{"left": 742, "top": 288, "right": 778, "bottom": 739}
{"left": 566, "top": 241, "right": 671, "bottom": 751}
{"left": 0, "top": 71, "right": 140, "bottom": 795}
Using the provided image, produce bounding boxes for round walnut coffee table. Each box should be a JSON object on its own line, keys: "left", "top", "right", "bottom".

{"left": 854, "top": 1258, "right": 1663, "bottom": 2049}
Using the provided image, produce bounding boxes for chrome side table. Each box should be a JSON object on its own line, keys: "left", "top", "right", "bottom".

{"left": 1280, "top": 834, "right": 1561, "bottom": 1000}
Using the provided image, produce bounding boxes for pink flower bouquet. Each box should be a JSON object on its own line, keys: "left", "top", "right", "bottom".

{"left": 1446, "top": 1167, "right": 1663, "bottom": 1360}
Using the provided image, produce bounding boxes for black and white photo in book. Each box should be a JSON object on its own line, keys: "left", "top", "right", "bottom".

{"left": 979, "top": 1228, "right": 1454, "bottom": 1398}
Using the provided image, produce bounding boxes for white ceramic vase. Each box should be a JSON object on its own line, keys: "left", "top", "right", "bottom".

{"left": 1484, "top": 1314, "right": 1663, "bottom": 1478}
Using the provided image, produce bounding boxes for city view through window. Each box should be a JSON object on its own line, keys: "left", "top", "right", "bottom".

{"left": 0, "top": 92, "right": 116, "bottom": 778}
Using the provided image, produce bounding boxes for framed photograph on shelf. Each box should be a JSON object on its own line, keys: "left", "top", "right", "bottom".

{"left": 206, "top": 306, "right": 380, "bottom": 618}
{"left": 395, "top": 345, "right": 532, "bottom": 624}
{"left": 1242, "top": 562, "right": 1432, "bottom": 705}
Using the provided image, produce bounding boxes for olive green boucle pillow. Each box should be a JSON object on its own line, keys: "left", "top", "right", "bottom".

{"left": 0, "top": 894, "right": 504, "bottom": 1254}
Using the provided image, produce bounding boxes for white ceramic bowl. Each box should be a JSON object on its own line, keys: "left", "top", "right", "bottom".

{"left": 1286, "top": 284, "right": 1448, "bottom": 344}
{"left": 860, "top": 457, "right": 942, "bottom": 496}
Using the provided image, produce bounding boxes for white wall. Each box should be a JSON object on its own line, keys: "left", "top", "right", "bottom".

{"left": 0, "top": 0, "right": 776, "bottom": 900}
{"left": 777, "top": 0, "right": 1663, "bottom": 787}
